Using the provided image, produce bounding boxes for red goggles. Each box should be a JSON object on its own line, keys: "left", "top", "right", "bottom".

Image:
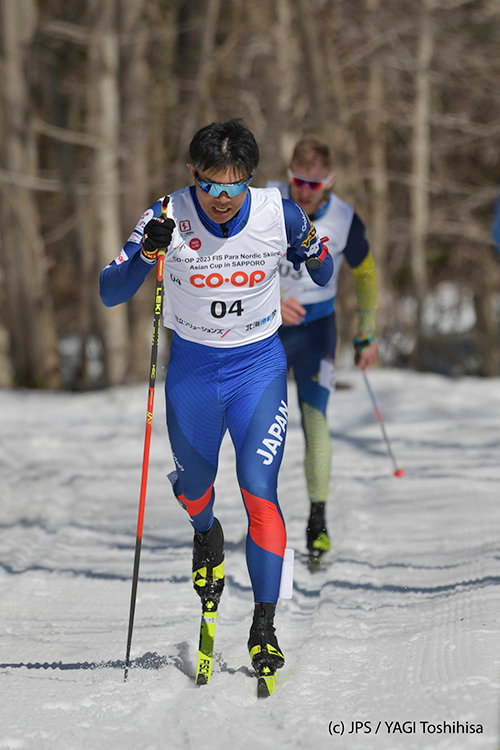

{"left": 287, "top": 169, "right": 333, "bottom": 191}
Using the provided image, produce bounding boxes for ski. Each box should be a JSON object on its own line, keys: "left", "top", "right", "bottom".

{"left": 307, "top": 540, "right": 330, "bottom": 572}
{"left": 308, "top": 552, "right": 326, "bottom": 572}
{"left": 248, "top": 603, "right": 284, "bottom": 698}
{"left": 195, "top": 599, "right": 218, "bottom": 685}
{"left": 306, "top": 503, "right": 331, "bottom": 573}
{"left": 256, "top": 665, "right": 277, "bottom": 698}
{"left": 296, "top": 548, "right": 330, "bottom": 572}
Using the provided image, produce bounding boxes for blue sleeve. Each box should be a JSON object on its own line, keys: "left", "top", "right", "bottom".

{"left": 493, "top": 192, "right": 500, "bottom": 255}
{"left": 343, "top": 213, "right": 370, "bottom": 268}
{"left": 282, "top": 198, "right": 309, "bottom": 247}
{"left": 99, "top": 200, "right": 163, "bottom": 307}
{"left": 305, "top": 252, "right": 333, "bottom": 286}
{"left": 282, "top": 198, "right": 333, "bottom": 286}
{"left": 100, "top": 249, "right": 156, "bottom": 307}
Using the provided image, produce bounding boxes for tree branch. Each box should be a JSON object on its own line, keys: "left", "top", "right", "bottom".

{"left": 33, "top": 116, "right": 102, "bottom": 148}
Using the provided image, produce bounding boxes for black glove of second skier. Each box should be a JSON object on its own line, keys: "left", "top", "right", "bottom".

{"left": 142, "top": 217, "right": 176, "bottom": 261}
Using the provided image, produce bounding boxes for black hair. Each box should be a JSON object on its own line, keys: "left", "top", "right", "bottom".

{"left": 189, "top": 119, "right": 259, "bottom": 180}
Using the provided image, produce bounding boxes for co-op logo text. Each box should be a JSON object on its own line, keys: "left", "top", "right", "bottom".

{"left": 190, "top": 270, "right": 265, "bottom": 288}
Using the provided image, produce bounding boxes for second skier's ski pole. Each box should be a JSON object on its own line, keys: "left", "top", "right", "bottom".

{"left": 124, "top": 197, "right": 169, "bottom": 681}
{"left": 362, "top": 370, "right": 405, "bottom": 478}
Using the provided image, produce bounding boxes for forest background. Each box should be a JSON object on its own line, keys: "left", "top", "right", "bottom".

{"left": 1, "top": 0, "right": 499, "bottom": 390}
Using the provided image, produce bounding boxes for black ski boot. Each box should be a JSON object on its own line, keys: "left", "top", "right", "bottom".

{"left": 248, "top": 602, "right": 285, "bottom": 673}
{"left": 192, "top": 517, "right": 225, "bottom": 605}
{"left": 306, "top": 501, "right": 331, "bottom": 559}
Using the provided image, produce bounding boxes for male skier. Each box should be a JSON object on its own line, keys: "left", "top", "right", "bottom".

{"left": 268, "top": 137, "right": 378, "bottom": 562}
{"left": 100, "top": 121, "right": 333, "bottom": 691}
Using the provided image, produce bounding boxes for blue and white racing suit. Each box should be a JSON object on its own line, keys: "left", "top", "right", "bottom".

{"left": 100, "top": 185, "right": 332, "bottom": 603}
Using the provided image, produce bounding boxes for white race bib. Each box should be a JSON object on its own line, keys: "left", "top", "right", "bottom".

{"left": 268, "top": 182, "right": 354, "bottom": 305}
{"left": 162, "top": 187, "right": 288, "bottom": 347}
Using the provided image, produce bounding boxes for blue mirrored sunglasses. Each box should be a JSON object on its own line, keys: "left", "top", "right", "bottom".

{"left": 194, "top": 171, "right": 253, "bottom": 197}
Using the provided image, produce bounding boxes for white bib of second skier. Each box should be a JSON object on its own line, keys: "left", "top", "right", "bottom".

{"left": 268, "top": 182, "right": 354, "bottom": 305}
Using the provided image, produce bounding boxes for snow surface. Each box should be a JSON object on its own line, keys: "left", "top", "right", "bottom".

{"left": 1, "top": 369, "right": 500, "bottom": 750}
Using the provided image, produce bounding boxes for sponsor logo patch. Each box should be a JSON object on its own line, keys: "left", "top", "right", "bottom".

{"left": 174, "top": 314, "right": 225, "bottom": 337}
{"left": 246, "top": 309, "right": 277, "bottom": 331}
{"left": 189, "top": 238, "right": 202, "bottom": 250}
{"left": 115, "top": 249, "right": 129, "bottom": 265}
{"left": 126, "top": 231, "right": 142, "bottom": 245}
{"left": 301, "top": 221, "right": 316, "bottom": 250}
{"left": 127, "top": 208, "right": 154, "bottom": 244}
{"left": 189, "top": 270, "right": 265, "bottom": 288}
{"left": 179, "top": 220, "right": 192, "bottom": 233}
{"left": 136, "top": 208, "right": 154, "bottom": 232}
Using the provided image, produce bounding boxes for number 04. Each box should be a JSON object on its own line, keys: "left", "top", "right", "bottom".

{"left": 211, "top": 300, "right": 244, "bottom": 318}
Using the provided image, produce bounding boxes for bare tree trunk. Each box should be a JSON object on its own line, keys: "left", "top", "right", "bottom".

{"left": 293, "top": 0, "right": 361, "bottom": 357}
{"left": 323, "top": 15, "right": 364, "bottom": 204}
{"left": 293, "top": 0, "right": 328, "bottom": 129}
{"left": 0, "top": 55, "right": 13, "bottom": 388}
{"left": 474, "top": 278, "right": 500, "bottom": 377}
{"left": 276, "top": 0, "right": 297, "bottom": 164}
{"left": 37, "top": 34, "right": 94, "bottom": 390}
{"left": 73, "top": 193, "right": 96, "bottom": 389}
{"left": 0, "top": 267, "right": 13, "bottom": 387}
{"left": 366, "top": 0, "right": 389, "bottom": 315}
{"left": 411, "top": 0, "right": 434, "bottom": 366}
{"left": 175, "top": 0, "right": 222, "bottom": 178}
{"left": 88, "top": 0, "right": 129, "bottom": 385}
{"left": 119, "top": 0, "right": 152, "bottom": 382}
{"left": 0, "top": 0, "right": 61, "bottom": 388}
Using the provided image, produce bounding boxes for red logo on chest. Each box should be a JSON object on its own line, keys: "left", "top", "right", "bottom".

{"left": 189, "top": 238, "right": 202, "bottom": 250}
{"left": 179, "top": 220, "right": 192, "bottom": 233}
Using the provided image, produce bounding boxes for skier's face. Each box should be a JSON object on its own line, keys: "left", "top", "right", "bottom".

{"left": 289, "top": 161, "right": 334, "bottom": 217}
{"left": 188, "top": 164, "right": 251, "bottom": 224}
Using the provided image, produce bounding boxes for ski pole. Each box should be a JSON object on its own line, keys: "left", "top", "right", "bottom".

{"left": 124, "top": 197, "right": 169, "bottom": 681}
{"left": 361, "top": 370, "right": 405, "bottom": 478}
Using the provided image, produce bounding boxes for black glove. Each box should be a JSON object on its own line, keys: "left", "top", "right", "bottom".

{"left": 142, "top": 217, "right": 175, "bottom": 260}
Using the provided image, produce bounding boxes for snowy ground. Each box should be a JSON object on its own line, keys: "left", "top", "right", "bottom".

{"left": 1, "top": 368, "right": 500, "bottom": 750}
